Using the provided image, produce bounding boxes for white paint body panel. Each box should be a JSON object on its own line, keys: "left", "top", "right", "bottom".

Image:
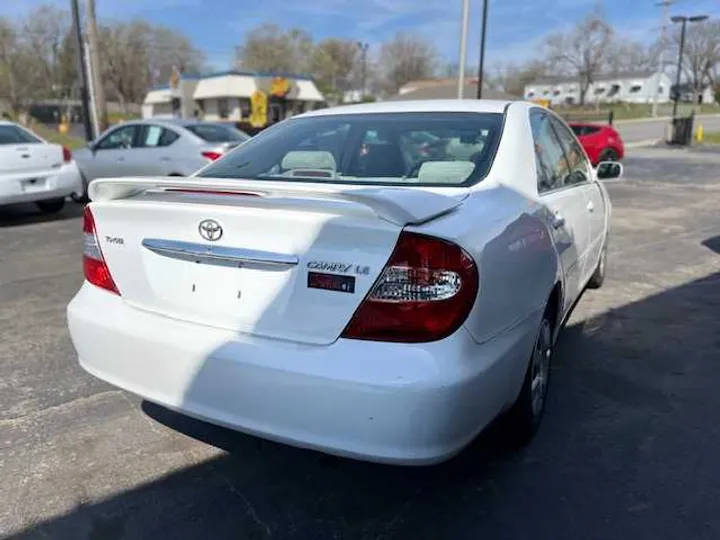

{"left": 66, "top": 100, "right": 611, "bottom": 464}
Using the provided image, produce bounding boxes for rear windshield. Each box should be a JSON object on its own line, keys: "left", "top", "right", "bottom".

{"left": 186, "top": 123, "right": 250, "bottom": 143}
{"left": 197, "top": 112, "right": 504, "bottom": 186}
{"left": 0, "top": 125, "right": 42, "bottom": 145}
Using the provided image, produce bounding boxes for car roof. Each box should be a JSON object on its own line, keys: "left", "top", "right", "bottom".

{"left": 300, "top": 99, "right": 514, "bottom": 118}
{"left": 122, "top": 118, "right": 227, "bottom": 129}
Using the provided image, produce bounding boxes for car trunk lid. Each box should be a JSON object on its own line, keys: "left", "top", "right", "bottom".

{"left": 88, "top": 176, "right": 464, "bottom": 345}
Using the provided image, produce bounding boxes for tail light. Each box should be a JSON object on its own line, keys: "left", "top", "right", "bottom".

{"left": 202, "top": 151, "right": 223, "bottom": 161}
{"left": 83, "top": 206, "right": 120, "bottom": 295}
{"left": 342, "top": 232, "right": 478, "bottom": 343}
{"left": 62, "top": 146, "right": 72, "bottom": 163}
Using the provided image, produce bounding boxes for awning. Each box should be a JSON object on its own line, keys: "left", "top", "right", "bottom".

{"left": 143, "top": 89, "right": 172, "bottom": 105}
{"left": 193, "top": 75, "right": 256, "bottom": 100}
{"left": 295, "top": 79, "right": 324, "bottom": 102}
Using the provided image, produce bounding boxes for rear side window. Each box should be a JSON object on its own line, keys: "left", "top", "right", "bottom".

{"left": 198, "top": 112, "right": 504, "bottom": 187}
{"left": 139, "top": 125, "right": 180, "bottom": 148}
{"left": 0, "top": 125, "right": 42, "bottom": 145}
{"left": 186, "top": 124, "right": 250, "bottom": 143}
{"left": 530, "top": 111, "right": 569, "bottom": 193}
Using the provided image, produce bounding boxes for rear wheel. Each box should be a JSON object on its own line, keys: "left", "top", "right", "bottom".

{"left": 35, "top": 198, "right": 65, "bottom": 214}
{"left": 503, "top": 310, "right": 554, "bottom": 445}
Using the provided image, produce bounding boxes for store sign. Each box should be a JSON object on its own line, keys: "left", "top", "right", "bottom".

{"left": 250, "top": 90, "right": 268, "bottom": 127}
{"left": 270, "top": 77, "right": 291, "bottom": 98}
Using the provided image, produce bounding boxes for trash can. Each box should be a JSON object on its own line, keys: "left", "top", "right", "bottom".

{"left": 668, "top": 114, "right": 695, "bottom": 145}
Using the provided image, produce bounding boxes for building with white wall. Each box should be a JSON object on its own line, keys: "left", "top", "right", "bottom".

{"left": 524, "top": 71, "right": 673, "bottom": 106}
{"left": 142, "top": 70, "right": 326, "bottom": 130}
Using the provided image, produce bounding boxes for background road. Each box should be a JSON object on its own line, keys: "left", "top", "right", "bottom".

{"left": 615, "top": 114, "right": 720, "bottom": 144}
{"left": 1, "top": 147, "right": 719, "bottom": 540}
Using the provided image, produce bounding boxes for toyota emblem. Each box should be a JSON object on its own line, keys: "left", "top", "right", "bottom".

{"left": 198, "top": 219, "right": 223, "bottom": 241}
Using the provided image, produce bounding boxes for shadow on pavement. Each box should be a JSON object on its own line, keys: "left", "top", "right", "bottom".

{"left": 10, "top": 268, "right": 720, "bottom": 540}
{"left": 0, "top": 200, "right": 84, "bottom": 228}
{"left": 702, "top": 235, "right": 720, "bottom": 254}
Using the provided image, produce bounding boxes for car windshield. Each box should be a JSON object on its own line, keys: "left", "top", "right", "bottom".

{"left": 197, "top": 112, "right": 504, "bottom": 186}
{"left": 569, "top": 125, "right": 584, "bottom": 136}
{"left": 0, "top": 125, "right": 42, "bottom": 145}
{"left": 186, "top": 123, "right": 250, "bottom": 143}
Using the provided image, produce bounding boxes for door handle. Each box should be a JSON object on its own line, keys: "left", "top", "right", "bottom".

{"left": 117, "top": 157, "right": 125, "bottom": 162}
{"left": 586, "top": 201, "right": 595, "bottom": 212}
{"left": 160, "top": 157, "right": 171, "bottom": 162}
{"left": 551, "top": 212, "right": 566, "bottom": 229}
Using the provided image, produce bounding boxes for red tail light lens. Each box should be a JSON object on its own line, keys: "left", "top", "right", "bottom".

{"left": 342, "top": 232, "right": 478, "bottom": 343}
{"left": 83, "top": 206, "right": 120, "bottom": 295}
{"left": 202, "top": 151, "right": 223, "bottom": 161}
{"left": 62, "top": 146, "right": 72, "bottom": 163}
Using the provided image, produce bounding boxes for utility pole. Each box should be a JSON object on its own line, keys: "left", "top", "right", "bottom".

{"left": 652, "top": 0, "right": 672, "bottom": 118}
{"left": 357, "top": 42, "right": 369, "bottom": 100}
{"left": 457, "top": 0, "right": 470, "bottom": 99}
{"left": 84, "top": 40, "right": 99, "bottom": 138}
{"left": 476, "top": 0, "right": 489, "bottom": 99}
{"left": 86, "top": 0, "right": 107, "bottom": 133}
{"left": 70, "top": 0, "right": 93, "bottom": 141}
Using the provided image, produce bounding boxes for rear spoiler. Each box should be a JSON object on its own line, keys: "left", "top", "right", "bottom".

{"left": 88, "top": 177, "right": 464, "bottom": 226}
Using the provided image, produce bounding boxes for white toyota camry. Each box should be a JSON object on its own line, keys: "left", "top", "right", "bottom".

{"left": 0, "top": 121, "right": 83, "bottom": 213}
{"left": 67, "top": 100, "right": 620, "bottom": 465}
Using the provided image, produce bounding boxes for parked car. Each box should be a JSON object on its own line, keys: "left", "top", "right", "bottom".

{"left": 568, "top": 121, "right": 625, "bottom": 166}
{"left": 67, "top": 100, "right": 622, "bottom": 465}
{"left": 0, "top": 120, "right": 82, "bottom": 214}
{"left": 72, "top": 119, "right": 251, "bottom": 201}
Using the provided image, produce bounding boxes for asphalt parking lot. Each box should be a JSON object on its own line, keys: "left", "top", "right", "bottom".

{"left": 1, "top": 146, "right": 719, "bottom": 540}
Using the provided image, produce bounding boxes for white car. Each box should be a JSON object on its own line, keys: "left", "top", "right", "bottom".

{"left": 67, "top": 100, "right": 620, "bottom": 465}
{"left": 0, "top": 121, "right": 83, "bottom": 213}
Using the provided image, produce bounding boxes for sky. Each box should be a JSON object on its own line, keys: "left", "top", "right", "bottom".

{"left": 4, "top": 0, "right": 720, "bottom": 72}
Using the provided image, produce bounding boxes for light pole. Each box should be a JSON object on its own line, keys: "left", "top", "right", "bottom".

{"left": 670, "top": 14, "right": 708, "bottom": 119}
{"left": 476, "top": 0, "right": 489, "bottom": 99}
{"left": 457, "top": 0, "right": 470, "bottom": 99}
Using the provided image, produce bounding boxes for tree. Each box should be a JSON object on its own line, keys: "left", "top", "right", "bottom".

{"left": 236, "top": 24, "right": 313, "bottom": 73}
{"left": 605, "top": 41, "right": 658, "bottom": 74}
{"left": 545, "top": 11, "right": 614, "bottom": 106}
{"left": 98, "top": 21, "right": 204, "bottom": 111}
{"left": 670, "top": 20, "right": 720, "bottom": 93}
{"left": 309, "top": 38, "right": 359, "bottom": 103}
{"left": 377, "top": 32, "right": 438, "bottom": 94}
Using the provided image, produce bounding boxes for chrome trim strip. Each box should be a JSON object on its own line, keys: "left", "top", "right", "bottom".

{"left": 141, "top": 238, "right": 298, "bottom": 268}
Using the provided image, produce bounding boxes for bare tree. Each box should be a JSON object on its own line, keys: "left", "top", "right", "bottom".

{"left": 308, "top": 39, "right": 360, "bottom": 102}
{"left": 99, "top": 21, "right": 204, "bottom": 111}
{"left": 545, "top": 11, "right": 614, "bottom": 106}
{"left": 0, "top": 17, "right": 23, "bottom": 113}
{"left": 670, "top": 20, "right": 720, "bottom": 93}
{"left": 236, "top": 24, "right": 313, "bottom": 73}
{"left": 22, "top": 5, "right": 69, "bottom": 99}
{"left": 377, "top": 32, "right": 438, "bottom": 94}
{"left": 605, "top": 41, "right": 658, "bottom": 74}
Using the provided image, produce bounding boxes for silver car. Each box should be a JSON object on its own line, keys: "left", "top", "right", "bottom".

{"left": 72, "top": 119, "right": 250, "bottom": 201}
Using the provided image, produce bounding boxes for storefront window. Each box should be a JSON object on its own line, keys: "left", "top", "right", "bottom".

{"left": 239, "top": 99, "right": 251, "bottom": 119}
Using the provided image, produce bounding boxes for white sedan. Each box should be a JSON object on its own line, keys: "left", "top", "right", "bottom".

{"left": 0, "top": 121, "right": 83, "bottom": 213}
{"left": 67, "top": 100, "right": 620, "bottom": 465}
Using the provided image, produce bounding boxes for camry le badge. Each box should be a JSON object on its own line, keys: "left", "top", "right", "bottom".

{"left": 198, "top": 219, "right": 223, "bottom": 242}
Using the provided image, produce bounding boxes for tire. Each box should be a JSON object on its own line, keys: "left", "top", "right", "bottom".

{"left": 35, "top": 198, "right": 66, "bottom": 214}
{"left": 599, "top": 148, "right": 618, "bottom": 162}
{"left": 503, "top": 310, "right": 554, "bottom": 446}
{"left": 587, "top": 242, "right": 607, "bottom": 289}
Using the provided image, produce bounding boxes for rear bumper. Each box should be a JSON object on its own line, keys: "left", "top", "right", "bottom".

{"left": 67, "top": 283, "right": 538, "bottom": 465}
{"left": 0, "top": 162, "right": 82, "bottom": 206}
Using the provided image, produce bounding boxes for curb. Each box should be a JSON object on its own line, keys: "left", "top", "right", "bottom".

{"left": 625, "top": 139, "right": 661, "bottom": 149}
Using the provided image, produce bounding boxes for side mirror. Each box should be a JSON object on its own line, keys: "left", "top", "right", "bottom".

{"left": 596, "top": 161, "right": 623, "bottom": 180}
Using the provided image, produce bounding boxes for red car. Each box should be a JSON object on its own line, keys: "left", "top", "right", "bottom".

{"left": 569, "top": 122, "right": 625, "bottom": 166}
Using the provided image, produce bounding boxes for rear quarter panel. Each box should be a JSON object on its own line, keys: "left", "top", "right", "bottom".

{"left": 411, "top": 185, "right": 558, "bottom": 345}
